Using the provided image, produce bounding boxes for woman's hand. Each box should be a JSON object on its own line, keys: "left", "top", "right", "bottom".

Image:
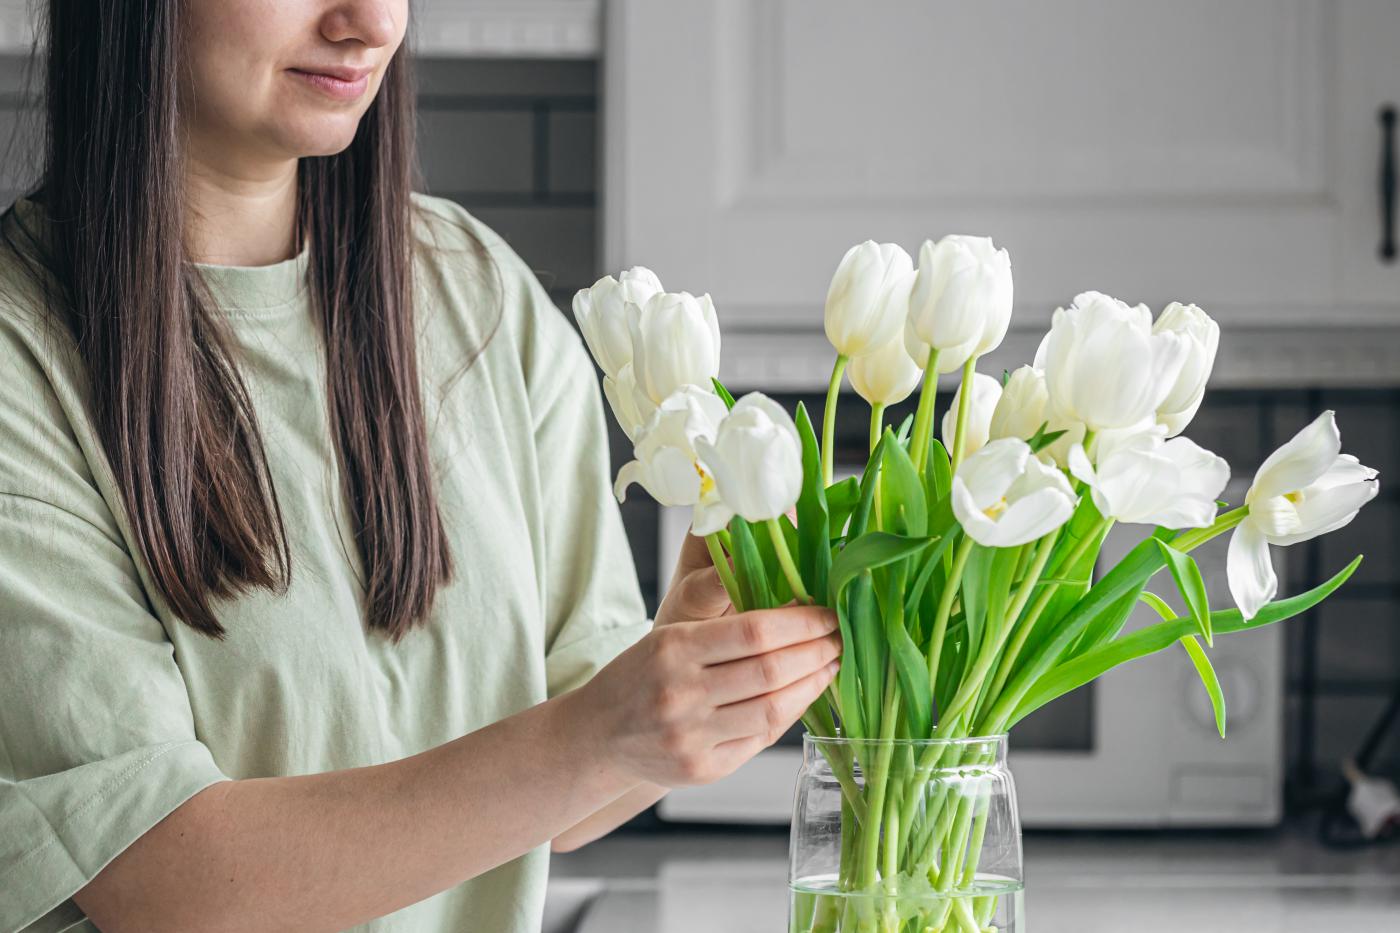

{"left": 653, "top": 529, "right": 736, "bottom": 629}
{"left": 574, "top": 600, "right": 841, "bottom": 789}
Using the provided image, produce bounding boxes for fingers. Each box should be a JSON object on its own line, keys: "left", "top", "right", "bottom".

{"left": 667, "top": 563, "right": 733, "bottom": 621}
{"left": 685, "top": 603, "right": 840, "bottom": 665}
{"left": 709, "top": 660, "right": 840, "bottom": 746}
{"left": 673, "top": 528, "right": 719, "bottom": 584}
{"left": 702, "top": 630, "right": 842, "bottom": 706}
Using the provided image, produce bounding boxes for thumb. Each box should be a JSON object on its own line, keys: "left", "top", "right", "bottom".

{"left": 673, "top": 526, "right": 718, "bottom": 585}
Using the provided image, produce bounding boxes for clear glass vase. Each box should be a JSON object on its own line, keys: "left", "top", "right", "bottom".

{"left": 789, "top": 734, "right": 1024, "bottom": 933}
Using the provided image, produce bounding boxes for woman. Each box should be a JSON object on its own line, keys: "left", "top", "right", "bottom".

{"left": 0, "top": 3, "right": 841, "bottom": 931}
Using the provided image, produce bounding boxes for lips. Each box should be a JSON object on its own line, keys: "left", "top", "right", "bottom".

{"left": 288, "top": 65, "right": 373, "bottom": 101}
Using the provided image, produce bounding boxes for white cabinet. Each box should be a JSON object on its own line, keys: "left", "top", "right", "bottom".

{"left": 603, "top": 0, "right": 1400, "bottom": 388}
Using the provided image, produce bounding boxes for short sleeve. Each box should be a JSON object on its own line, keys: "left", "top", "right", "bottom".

{"left": 0, "top": 318, "right": 230, "bottom": 931}
{"left": 511, "top": 257, "right": 653, "bottom": 698}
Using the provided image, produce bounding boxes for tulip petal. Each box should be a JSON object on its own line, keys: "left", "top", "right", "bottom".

{"left": 956, "top": 438, "right": 1029, "bottom": 510}
{"left": 613, "top": 459, "right": 645, "bottom": 504}
{"left": 986, "top": 487, "right": 1075, "bottom": 547}
{"left": 951, "top": 475, "right": 1000, "bottom": 546}
{"left": 1251, "top": 411, "right": 1341, "bottom": 502}
{"left": 1227, "top": 521, "right": 1277, "bottom": 621}
{"left": 1269, "top": 476, "right": 1380, "bottom": 546}
{"left": 690, "top": 492, "right": 734, "bottom": 537}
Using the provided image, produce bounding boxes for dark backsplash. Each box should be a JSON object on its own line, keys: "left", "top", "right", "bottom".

{"left": 2, "top": 56, "right": 1394, "bottom": 803}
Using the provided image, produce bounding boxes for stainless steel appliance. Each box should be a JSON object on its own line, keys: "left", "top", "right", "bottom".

{"left": 654, "top": 477, "right": 1285, "bottom": 828}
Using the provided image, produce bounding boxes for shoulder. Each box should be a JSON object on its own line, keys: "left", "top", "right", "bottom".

{"left": 409, "top": 194, "right": 594, "bottom": 400}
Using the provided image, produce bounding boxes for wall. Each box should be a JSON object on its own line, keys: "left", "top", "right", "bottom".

{"left": 2, "top": 56, "right": 1395, "bottom": 801}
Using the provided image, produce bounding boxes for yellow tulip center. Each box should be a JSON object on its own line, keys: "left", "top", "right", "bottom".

{"left": 983, "top": 497, "right": 1009, "bottom": 520}
{"left": 1284, "top": 490, "right": 1304, "bottom": 504}
{"left": 696, "top": 462, "right": 715, "bottom": 498}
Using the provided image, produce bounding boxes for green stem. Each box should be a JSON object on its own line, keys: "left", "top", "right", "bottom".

{"left": 939, "top": 533, "right": 1058, "bottom": 732}
{"left": 868, "top": 402, "right": 886, "bottom": 456}
{"left": 908, "top": 347, "right": 941, "bottom": 475}
{"left": 766, "top": 518, "right": 811, "bottom": 604}
{"left": 927, "top": 536, "right": 975, "bottom": 694}
{"left": 1174, "top": 505, "right": 1249, "bottom": 551}
{"left": 821, "top": 354, "right": 850, "bottom": 488}
{"left": 948, "top": 357, "right": 979, "bottom": 472}
{"left": 703, "top": 532, "right": 745, "bottom": 612}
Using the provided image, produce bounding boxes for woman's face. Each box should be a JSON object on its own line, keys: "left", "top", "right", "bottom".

{"left": 184, "top": 0, "right": 408, "bottom": 167}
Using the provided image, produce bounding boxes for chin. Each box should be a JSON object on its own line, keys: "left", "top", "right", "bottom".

{"left": 276, "top": 115, "right": 369, "bottom": 159}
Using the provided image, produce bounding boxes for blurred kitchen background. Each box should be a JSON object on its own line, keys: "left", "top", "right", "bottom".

{"left": 3, "top": 1, "right": 1398, "bottom": 929}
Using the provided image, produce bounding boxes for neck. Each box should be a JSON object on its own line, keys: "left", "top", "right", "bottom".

{"left": 185, "top": 149, "right": 300, "bottom": 266}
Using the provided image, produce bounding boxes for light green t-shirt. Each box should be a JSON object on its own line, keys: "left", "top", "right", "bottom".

{"left": 0, "top": 194, "right": 652, "bottom": 932}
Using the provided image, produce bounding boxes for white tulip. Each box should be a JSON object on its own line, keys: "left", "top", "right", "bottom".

{"left": 1152, "top": 302, "right": 1219, "bottom": 437}
{"left": 941, "top": 372, "right": 1003, "bottom": 457}
{"left": 952, "top": 438, "right": 1077, "bottom": 548}
{"left": 1068, "top": 428, "right": 1229, "bottom": 529}
{"left": 614, "top": 384, "right": 730, "bottom": 512}
{"left": 1228, "top": 412, "right": 1380, "bottom": 619}
{"left": 849, "top": 332, "right": 922, "bottom": 406}
{"left": 627, "top": 290, "right": 722, "bottom": 425}
{"left": 907, "top": 235, "right": 1014, "bottom": 361}
{"left": 602, "top": 364, "right": 648, "bottom": 441}
{"left": 989, "top": 366, "right": 1049, "bottom": 442}
{"left": 694, "top": 393, "right": 804, "bottom": 528}
{"left": 571, "top": 266, "right": 663, "bottom": 380}
{"left": 903, "top": 313, "right": 976, "bottom": 376}
{"left": 1035, "top": 291, "right": 1190, "bottom": 432}
{"left": 824, "top": 241, "right": 914, "bottom": 358}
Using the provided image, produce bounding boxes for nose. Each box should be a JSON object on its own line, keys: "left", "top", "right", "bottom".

{"left": 319, "top": 1, "right": 400, "bottom": 49}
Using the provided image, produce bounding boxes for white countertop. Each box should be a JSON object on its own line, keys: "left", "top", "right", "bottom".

{"left": 549, "top": 827, "right": 1400, "bottom": 932}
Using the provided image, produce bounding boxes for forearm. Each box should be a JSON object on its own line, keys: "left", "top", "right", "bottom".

{"left": 75, "top": 689, "right": 633, "bottom": 933}
{"left": 550, "top": 781, "right": 671, "bottom": 852}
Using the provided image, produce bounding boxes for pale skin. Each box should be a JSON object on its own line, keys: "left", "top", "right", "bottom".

{"left": 72, "top": 2, "right": 841, "bottom": 931}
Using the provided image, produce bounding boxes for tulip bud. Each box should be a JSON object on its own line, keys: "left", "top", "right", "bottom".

{"left": 824, "top": 241, "right": 914, "bottom": 358}
{"left": 1035, "top": 291, "right": 1190, "bottom": 432}
{"left": 988, "top": 366, "right": 1048, "bottom": 443}
{"left": 903, "top": 313, "right": 976, "bottom": 375}
{"left": 628, "top": 290, "right": 722, "bottom": 424}
{"left": 941, "top": 372, "right": 1003, "bottom": 458}
{"left": 694, "top": 393, "right": 804, "bottom": 526}
{"left": 1152, "top": 302, "right": 1219, "bottom": 437}
{"left": 907, "top": 235, "right": 1013, "bottom": 360}
{"left": 572, "top": 267, "right": 662, "bottom": 380}
{"left": 849, "top": 333, "right": 922, "bottom": 406}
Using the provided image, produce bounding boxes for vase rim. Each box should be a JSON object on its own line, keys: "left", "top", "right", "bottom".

{"left": 802, "top": 732, "right": 1009, "bottom": 746}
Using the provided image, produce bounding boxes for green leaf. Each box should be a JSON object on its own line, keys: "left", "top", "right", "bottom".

{"left": 828, "top": 532, "right": 935, "bottom": 607}
{"left": 961, "top": 544, "right": 994, "bottom": 658}
{"left": 894, "top": 413, "right": 916, "bottom": 447}
{"left": 751, "top": 516, "right": 790, "bottom": 605}
{"left": 794, "top": 401, "right": 831, "bottom": 602}
{"left": 825, "top": 477, "right": 861, "bottom": 538}
{"left": 1179, "top": 635, "right": 1226, "bottom": 738}
{"left": 879, "top": 429, "right": 927, "bottom": 537}
{"left": 925, "top": 438, "right": 953, "bottom": 505}
{"left": 846, "top": 431, "right": 891, "bottom": 541}
{"left": 833, "top": 588, "right": 866, "bottom": 739}
{"left": 1153, "top": 538, "right": 1213, "bottom": 645}
{"left": 1007, "top": 556, "right": 1363, "bottom": 726}
{"left": 711, "top": 376, "right": 737, "bottom": 410}
{"left": 1138, "top": 590, "right": 1175, "bottom": 621}
{"left": 880, "top": 564, "right": 933, "bottom": 738}
{"left": 1027, "top": 423, "right": 1069, "bottom": 455}
{"left": 848, "top": 573, "right": 886, "bottom": 733}
{"left": 727, "top": 518, "right": 772, "bottom": 611}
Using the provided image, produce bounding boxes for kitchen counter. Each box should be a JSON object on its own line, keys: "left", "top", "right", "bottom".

{"left": 548, "top": 826, "right": 1400, "bottom": 931}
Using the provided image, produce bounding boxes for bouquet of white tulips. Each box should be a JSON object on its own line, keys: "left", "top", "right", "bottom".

{"left": 574, "top": 238, "right": 1379, "bottom": 933}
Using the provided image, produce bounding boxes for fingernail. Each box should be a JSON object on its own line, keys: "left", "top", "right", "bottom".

{"left": 826, "top": 660, "right": 840, "bottom": 676}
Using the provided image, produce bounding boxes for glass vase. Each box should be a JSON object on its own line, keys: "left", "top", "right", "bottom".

{"left": 789, "top": 734, "right": 1024, "bottom": 933}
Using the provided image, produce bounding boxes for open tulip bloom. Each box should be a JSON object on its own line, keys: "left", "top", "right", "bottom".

{"left": 574, "top": 247, "right": 1378, "bottom": 930}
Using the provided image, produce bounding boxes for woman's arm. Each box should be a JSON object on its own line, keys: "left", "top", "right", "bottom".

{"left": 550, "top": 781, "right": 670, "bottom": 853}
{"left": 73, "top": 604, "right": 840, "bottom": 933}
{"left": 74, "top": 687, "right": 631, "bottom": 933}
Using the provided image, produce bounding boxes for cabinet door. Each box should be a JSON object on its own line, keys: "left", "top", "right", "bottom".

{"left": 1335, "top": 1, "right": 1400, "bottom": 305}
{"left": 604, "top": 1, "right": 1390, "bottom": 341}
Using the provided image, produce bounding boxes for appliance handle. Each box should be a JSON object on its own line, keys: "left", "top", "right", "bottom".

{"left": 1383, "top": 104, "right": 1397, "bottom": 263}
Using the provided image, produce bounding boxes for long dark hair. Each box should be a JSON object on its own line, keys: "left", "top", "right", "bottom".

{"left": 5, "top": 1, "right": 453, "bottom": 641}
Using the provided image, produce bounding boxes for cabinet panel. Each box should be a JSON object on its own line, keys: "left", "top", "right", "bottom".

{"left": 606, "top": 0, "right": 1392, "bottom": 335}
